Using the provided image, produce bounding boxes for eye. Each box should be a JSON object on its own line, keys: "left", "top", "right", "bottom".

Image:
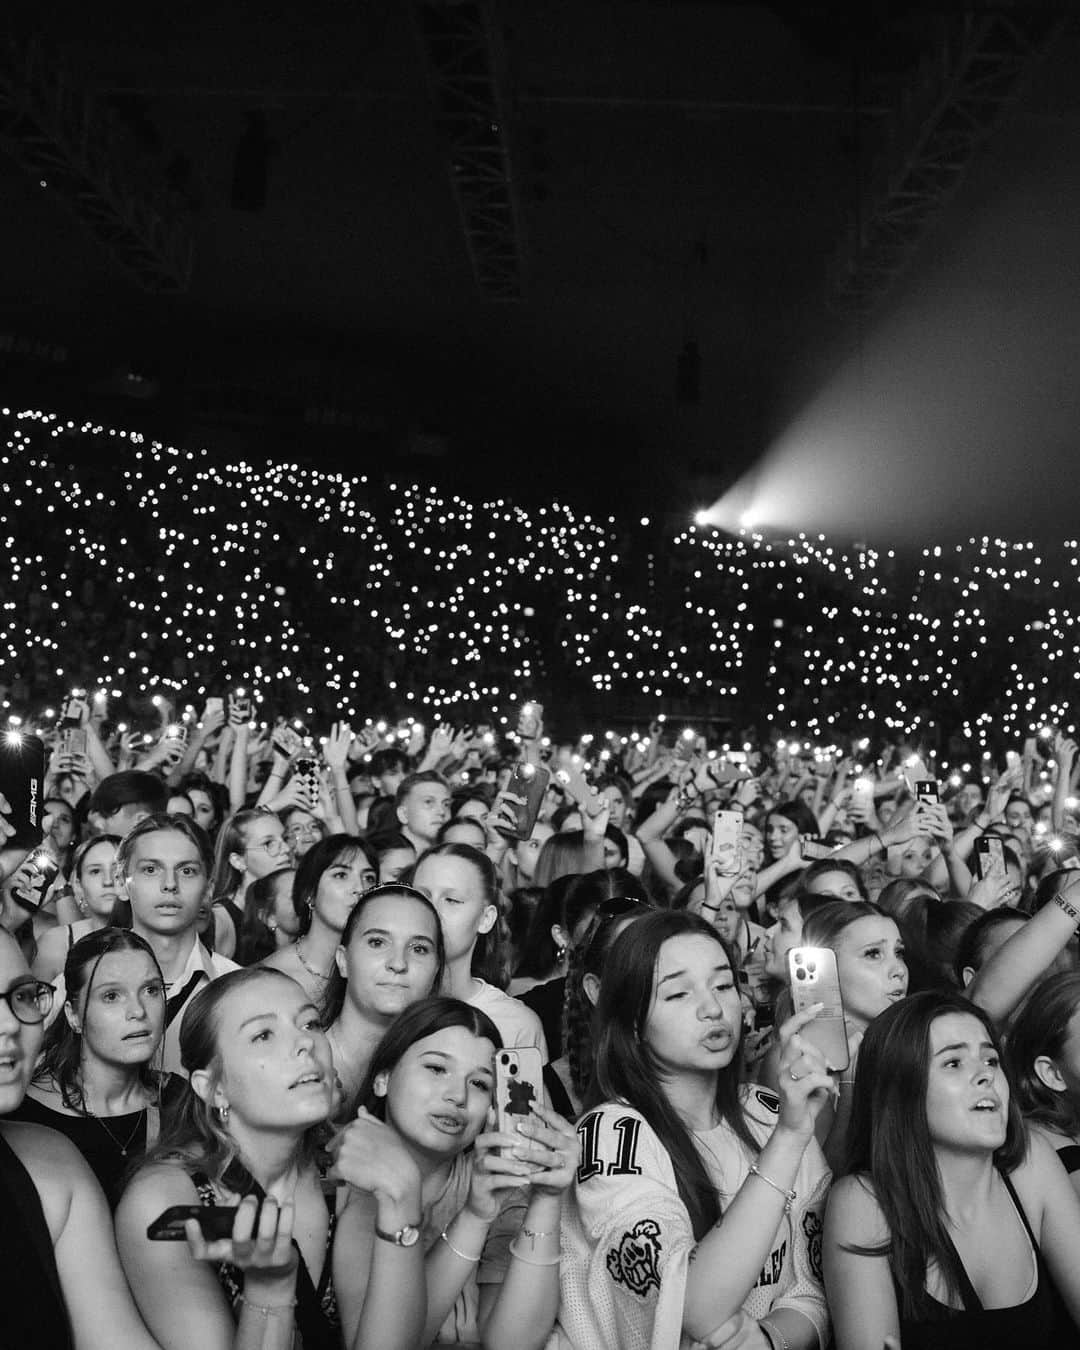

{"left": 144, "top": 983, "right": 165, "bottom": 999}
{"left": 303, "top": 1016, "right": 323, "bottom": 1032}
{"left": 471, "top": 1077, "right": 492, "bottom": 1092}
{"left": 986, "top": 1053, "right": 1000, "bottom": 1067}
{"left": 425, "top": 1062, "right": 446, "bottom": 1075}
{"left": 101, "top": 990, "right": 121, "bottom": 1002}
{"left": 664, "top": 991, "right": 687, "bottom": 1001}
{"left": 252, "top": 1028, "right": 273, "bottom": 1043}
{"left": 410, "top": 942, "right": 434, "bottom": 957}
{"left": 366, "top": 936, "right": 385, "bottom": 949}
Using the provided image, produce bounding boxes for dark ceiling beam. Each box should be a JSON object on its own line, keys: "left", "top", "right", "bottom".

{"left": 0, "top": 32, "right": 192, "bottom": 294}
{"left": 409, "top": 0, "right": 526, "bottom": 302}
{"left": 831, "top": 7, "right": 1070, "bottom": 314}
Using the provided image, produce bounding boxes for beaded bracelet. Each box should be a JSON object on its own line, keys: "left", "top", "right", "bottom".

{"left": 440, "top": 1227, "right": 482, "bottom": 1262}
{"left": 509, "top": 1237, "right": 562, "bottom": 1266}
{"left": 747, "top": 1163, "right": 797, "bottom": 1214}
{"left": 238, "top": 1295, "right": 297, "bottom": 1319}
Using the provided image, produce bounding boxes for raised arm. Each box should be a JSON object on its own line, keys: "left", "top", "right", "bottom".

{"left": 822, "top": 1174, "right": 900, "bottom": 1350}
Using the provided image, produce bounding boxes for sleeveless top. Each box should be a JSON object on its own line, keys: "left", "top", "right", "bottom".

{"left": 1057, "top": 1143, "right": 1080, "bottom": 1175}
{"left": 895, "top": 1171, "right": 1076, "bottom": 1350}
{"left": 0, "top": 1129, "right": 74, "bottom": 1350}
{"left": 192, "top": 1159, "right": 340, "bottom": 1350}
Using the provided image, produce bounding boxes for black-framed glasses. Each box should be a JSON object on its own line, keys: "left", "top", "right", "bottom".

{"left": 0, "top": 980, "right": 55, "bottom": 1025}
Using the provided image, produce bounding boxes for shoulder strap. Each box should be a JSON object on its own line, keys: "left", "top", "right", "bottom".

{"left": 165, "top": 971, "right": 205, "bottom": 1029}
{"left": 1000, "top": 1170, "right": 1041, "bottom": 1249}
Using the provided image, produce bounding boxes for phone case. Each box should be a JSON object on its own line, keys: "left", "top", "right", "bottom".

{"left": 500, "top": 764, "right": 551, "bottom": 840}
{"left": 146, "top": 1204, "right": 247, "bottom": 1241}
{"left": 61, "top": 727, "right": 87, "bottom": 757}
{"left": 976, "top": 836, "right": 1006, "bottom": 881}
{"left": 788, "top": 947, "right": 849, "bottom": 1072}
{"left": 915, "top": 781, "right": 940, "bottom": 804}
{"left": 494, "top": 1048, "right": 545, "bottom": 1134}
{"left": 712, "top": 810, "right": 743, "bottom": 874}
{"left": 851, "top": 779, "right": 875, "bottom": 813}
{"left": 0, "top": 734, "right": 46, "bottom": 851}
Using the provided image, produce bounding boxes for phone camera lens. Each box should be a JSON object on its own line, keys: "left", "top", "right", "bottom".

{"left": 796, "top": 968, "right": 806, "bottom": 980}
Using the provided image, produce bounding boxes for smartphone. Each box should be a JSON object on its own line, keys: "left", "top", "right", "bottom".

{"left": 499, "top": 763, "right": 551, "bottom": 840}
{"left": 800, "top": 837, "right": 835, "bottom": 862}
{"left": 1004, "top": 750, "right": 1021, "bottom": 773}
{"left": 975, "top": 835, "right": 1007, "bottom": 881}
{"left": 788, "top": 947, "right": 849, "bottom": 1072}
{"left": 25, "top": 847, "right": 60, "bottom": 881}
{"left": 147, "top": 1204, "right": 255, "bottom": 1242}
{"left": 726, "top": 750, "right": 748, "bottom": 767}
{"left": 851, "top": 777, "right": 875, "bottom": 813}
{"left": 494, "top": 1048, "right": 545, "bottom": 1136}
{"left": 0, "top": 733, "right": 46, "bottom": 850}
{"left": 59, "top": 695, "right": 87, "bottom": 727}
{"left": 518, "top": 703, "right": 544, "bottom": 740}
{"left": 273, "top": 724, "right": 303, "bottom": 760}
{"left": 60, "top": 727, "right": 87, "bottom": 758}
{"left": 163, "top": 724, "right": 189, "bottom": 747}
{"left": 915, "top": 781, "right": 941, "bottom": 805}
{"left": 675, "top": 729, "right": 697, "bottom": 763}
{"left": 712, "top": 809, "right": 743, "bottom": 875}
{"left": 231, "top": 690, "right": 253, "bottom": 722}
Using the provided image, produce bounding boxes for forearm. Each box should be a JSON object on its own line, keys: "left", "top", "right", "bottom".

{"left": 347, "top": 1241, "right": 426, "bottom": 1350}
{"left": 480, "top": 1194, "right": 561, "bottom": 1350}
{"left": 636, "top": 834, "right": 680, "bottom": 894}
{"left": 968, "top": 890, "right": 1080, "bottom": 1022}
{"left": 228, "top": 729, "right": 250, "bottom": 810}
{"left": 422, "top": 1209, "right": 492, "bottom": 1343}
{"left": 684, "top": 1127, "right": 809, "bottom": 1339}
{"left": 331, "top": 773, "right": 358, "bottom": 834}
{"left": 943, "top": 845, "right": 972, "bottom": 897}
{"left": 84, "top": 721, "right": 116, "bottom": 781}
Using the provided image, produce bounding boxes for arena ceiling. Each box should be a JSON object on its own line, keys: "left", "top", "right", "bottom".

{"left": 1, "top": 1, "right": 1078, "bottom": 520}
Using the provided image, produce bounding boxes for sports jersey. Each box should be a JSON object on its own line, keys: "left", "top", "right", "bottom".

{"left": 550, "top": 1086, "right": 830, "bottom": 1350}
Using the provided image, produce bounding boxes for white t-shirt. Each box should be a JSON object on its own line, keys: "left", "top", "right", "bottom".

{"left": 467, "top": 979, "right": 549, "bottom": 1063}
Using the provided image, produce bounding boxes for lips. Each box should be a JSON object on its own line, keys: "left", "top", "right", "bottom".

{"left": 290, "top": 1070, "right": 325, "bottom": 1090}
{"left": 123, "top": 1030, "right": 153, "bottom": 1041}
{"left": 971, "top": 1096, "right": 1001, "bottom": 1113}
{"left": 701, "top": 1027, "right": 733, "bottom": 1049}
{"left": 0, "top": 1052, "right": 24, "bottom": 1082}
{"left": 429, "top": 1113, "right": 467, "bottom": 1135}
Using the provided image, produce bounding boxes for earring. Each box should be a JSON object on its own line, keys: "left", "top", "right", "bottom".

{"left": 555, "top": 943, "right": 568, "bottom": 965}
{"left": 216, "top": 1104, "right": 230, "bottom": 1125}
{"left": 75, "top": 896, "right": 88, "bottom": 917}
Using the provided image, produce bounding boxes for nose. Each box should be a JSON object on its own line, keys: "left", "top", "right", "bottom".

{"left": 442, "top": 1073, "right": 468, "bottom": 1106}
{"left": 386, "top": 945, "right": 408, "bottom": 973}
{"left": 130, "top": 997, "right": 149, "bottom": 1021}
{"left": 0, "top": 999, "right": 22, "bottom": 1036}
{"left": 160, "top": 870, "right": 178, "bottom": 893}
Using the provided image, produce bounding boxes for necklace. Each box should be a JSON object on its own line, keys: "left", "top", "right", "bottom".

{"left": 295, "top": 939, "right": 331, "bottom": 982}
{"left": 82, "top": 1096, "right": 146, "bottom": 1158}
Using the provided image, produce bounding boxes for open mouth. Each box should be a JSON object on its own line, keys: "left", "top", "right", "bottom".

{"left": 971, "top": 1097, "right": 1001, "bottom": 1113}
{"left": 290, "top": 1071, "right": 325, "bottom": 1090}
{"left": 429, "top": 1113, "right": 467, "bottom": 1135}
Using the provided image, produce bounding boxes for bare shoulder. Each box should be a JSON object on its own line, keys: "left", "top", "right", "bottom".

{"left": 825, "top": 1172, "right": 891, "bottom": 1246}
{"left": 258, "top": 945, "right": 294, "bottom": 974}
{"left": 1008, "top": 1129, "right": 1070, "bottom": 1219}
{"left": 1, "top": 1117, "right": 84, "bottom": 1174}
{"left": 117, "top": 1160, "right": 201, "bottom": 1221}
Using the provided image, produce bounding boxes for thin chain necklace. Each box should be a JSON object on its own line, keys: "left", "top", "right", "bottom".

{"left": 82, "top": 1089, "right": 146, "bottom": 1158}
{"left": 295, "top": 939, "right": 331, "bottom": 982}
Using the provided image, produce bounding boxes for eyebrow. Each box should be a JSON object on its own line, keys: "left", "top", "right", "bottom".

{"left": 239, "top": 1003, "right": 320, "bottom": 1030}
{"left": 136, "top": 855, "right": 202, "bottom": 865}
{"left": 360, "top": 926, "right": 432, "bottom": 940}
{"left": 934, "top": 1040, "right": 995, "bottom": 1057}
{"left": 657, "top": 963, "right": 729, "bottom": 987}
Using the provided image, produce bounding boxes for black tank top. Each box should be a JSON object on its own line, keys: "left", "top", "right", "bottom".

{"left": 895, "top": 1171, "right": 1077, "bottom": 1350}
{"left": 0, "top": 1129, "right": 73, "bottom": 1350}
{"left": 1057, "top": 1143, "right": 1080, "bottom": 1175}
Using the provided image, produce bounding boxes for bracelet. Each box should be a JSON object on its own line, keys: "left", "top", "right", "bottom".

{"left": 758, "top": 1318, "right": 790, "bottom": 1350}
{"left": 509, "top": 1236, "right": 562, "bottom": 1266}
{"left": 747, "top": 1164, "right": 797, "bottom": 1214}
{"left": 518, "top": 1226, "right": 557, "bottom": 1247}
{"left": 440, "top": 1227, "right": 482, "bottom": 1262}
{"left": 238, "top": 1295, "right": 297, "bottom": 1318}
{"left": 1053, "top": 892, "right": 1080, "bottom": 925}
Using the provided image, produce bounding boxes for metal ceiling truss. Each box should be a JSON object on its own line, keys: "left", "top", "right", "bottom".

{"left": 832, "top": 7, "right": 1070, "bottom": 313}
{"left": 0, "top": 32, "right": 192, "bottom": 294}
{"left": 411, "top": 0, "right": 526, "bottom": 301}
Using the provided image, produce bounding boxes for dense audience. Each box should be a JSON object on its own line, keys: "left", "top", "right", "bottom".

{"left": 8, "top": 415, "right": 1080, "bottom": 1345}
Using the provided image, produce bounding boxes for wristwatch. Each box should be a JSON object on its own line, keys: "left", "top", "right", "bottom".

{"left": 374, "top": 1220, "right": 422, "bottom": 1247}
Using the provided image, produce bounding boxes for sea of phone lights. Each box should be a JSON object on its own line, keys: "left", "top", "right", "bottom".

{"left": 1, "top": 405, "right": 1078, "bottom": 762}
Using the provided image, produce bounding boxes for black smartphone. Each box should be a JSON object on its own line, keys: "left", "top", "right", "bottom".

{"left": 915, "top": 780, "right": 941, "bottom": 805}
{"left": 0, "top": 733, "right": 46, "bottom": 850}
{"left": 147, "top": 1203, "right": 255, "bottom": 1241}
{"left": 498, "top": 763, "right": 551, "bottom": 840}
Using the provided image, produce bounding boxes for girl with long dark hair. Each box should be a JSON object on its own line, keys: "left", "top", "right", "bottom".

{"left": 824, "top": 990, "right": 1080, "bottom": 1349}
{"left": 555, "top": 909, "right": 832, "bottom": 1348}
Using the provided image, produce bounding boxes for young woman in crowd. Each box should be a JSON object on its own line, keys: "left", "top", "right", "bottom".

{"left": 233, "top": 866, "right": 298, "bottom": 966}
{"left": 281, "top": 804, "right": 328, "bottom": 861}
{"left": 411, "top": 842, "right": 548, "bottom": 1058}
{"left": 116, "top": 965, "right": 429, "bottom": 1350}
{"left": 0, "top": 924, "right": 164, "bottom": 1350}
{"left": 11, "top": 927, "right": 177, "bottom": 1206}
{"left": 321, "top": 883, "right": 445, "bottom": 1109}
{"left": 365, "top": 831, "right": 418, "bottom": 885}
{"left": 555, "top": 908, "right": 832, "bottom": 1349}
{"left": 260, "top": 835, "right": 377, "bottom": 1004}
{"left": 333, "top": 995, "right": 576, "bottom": 1348}
{"left": 1007, "top": 970, "right": 1080, "bottom": 1188}
{"left": 209, "top": 809, "right": 292, "bottom": 961}
{"left": 32, "top": 835, "right": 121, "bottom": 982}
{"left": 824, "top": 990, "right": 1080, "bottom": 1348}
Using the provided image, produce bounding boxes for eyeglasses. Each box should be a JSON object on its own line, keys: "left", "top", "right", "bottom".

{"left": 284, "top": 824, "right": 323, "bottom": 844}
{"left": 246, "top": 836, "right": 290, "bottom": 856}
{"left": 0, "top": 980, "right": 55, "bottom": 1025}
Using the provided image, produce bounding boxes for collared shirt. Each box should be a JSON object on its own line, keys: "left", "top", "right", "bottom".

{"left": 160, "top": 938, "right": 239, "bottom": 1076}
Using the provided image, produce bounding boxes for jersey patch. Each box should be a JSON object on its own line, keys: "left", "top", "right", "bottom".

{"left": 606, "top": 1219, "right": 662, "bottom": 1299}
{"left": 802, "top": 1209, "right": 823, "bottom": 1282}
{"left": 753, "top": 1087, "right": 780, "bottom": 1115}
